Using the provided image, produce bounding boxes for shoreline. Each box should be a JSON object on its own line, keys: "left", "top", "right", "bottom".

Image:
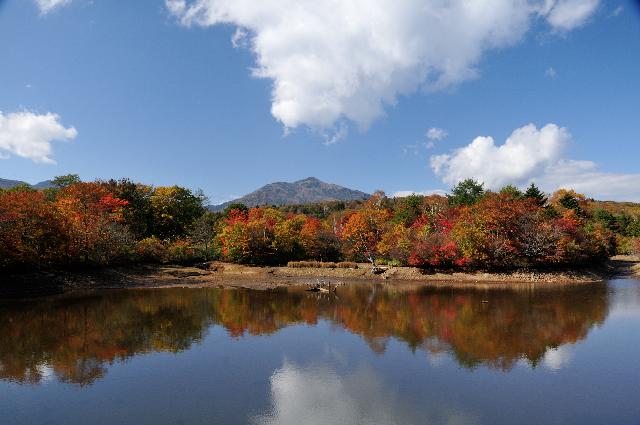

{"left": 2, "top": 256, "right": 638, "bottom": 297}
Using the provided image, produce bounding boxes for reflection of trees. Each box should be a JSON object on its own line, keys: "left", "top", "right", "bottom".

{"left": 0, "top": 284, "right": 608, "bottom": 385}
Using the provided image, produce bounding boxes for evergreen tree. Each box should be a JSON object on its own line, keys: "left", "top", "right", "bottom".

{"left": 448, "top": 179, "right": 485, "bottom": 206}
{"left": 524, "top": 183, "right": 546, "bottom": 207}
{"left": 499, "top": 184, "right": 523, "bottom": 199}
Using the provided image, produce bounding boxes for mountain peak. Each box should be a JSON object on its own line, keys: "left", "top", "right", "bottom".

{"left": 295, "top": 177, "right": 322, "bottom": 185}
{"left": 211, "top": 177, "right": 370, "bottom": 210}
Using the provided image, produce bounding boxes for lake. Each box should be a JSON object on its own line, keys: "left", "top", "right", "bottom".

{"left": 1, "top": 279, "right": 639, "bottom": 425}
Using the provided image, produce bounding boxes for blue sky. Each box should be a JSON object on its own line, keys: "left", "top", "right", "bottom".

{"left": 1, "top": 0, "right": 639, "bottom": 203}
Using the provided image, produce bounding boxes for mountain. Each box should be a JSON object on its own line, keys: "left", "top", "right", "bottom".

{"left": 0, "top": 178, "right": 27, "bottom": 190}
{"left": 211, "top": 177, "right": 370, "bottom": 211}
{"left": 32, "top": 180, "right": 54, "bottom": 189}
{"left": 0, "top": 178, "right": 54, "bottom": 190}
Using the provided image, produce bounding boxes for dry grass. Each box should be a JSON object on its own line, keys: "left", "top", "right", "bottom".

{"left": 287, "top": 261, "right": 358, "bottom": 269}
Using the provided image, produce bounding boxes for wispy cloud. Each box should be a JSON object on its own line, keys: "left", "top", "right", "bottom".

{"left": 426, "top": 127, "right": 447, "bottom": 141}
{"left": 545, "top": 67, "right": 558, "bottom": 79}
{"left": 34, "top": 0, "right": 72, "bottom": 14}
{"left": 609, "top": 5, "right": 624, "bottom": 18}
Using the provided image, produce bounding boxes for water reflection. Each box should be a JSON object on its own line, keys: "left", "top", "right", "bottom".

{"left": 0, "top": 282, "right": 608, "bottom": 386}
{"left": 253, "top": 361, "right": 476, "bottom": 425}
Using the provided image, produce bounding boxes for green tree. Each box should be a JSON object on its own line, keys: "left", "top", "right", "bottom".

{"left": 103, "top": 179, "right": 154, "bottom": 238}
{"left": 223, "top": 203, "right": 248, "bottom": 217}
{"left": 392, "top": 194, "right": 423, "bottom": 225}
{"left": 524, "top": 183, "right": 546, "bottom": 206}
{"left": 448, "top": 179, "right": 485, "bottom": 207}
{"left": 593, "top": 209, "right": 615, "bottom": 230}
{"left": 52, "top": 174, "right": 81, "bottom": 188}
{"left": 559, "top": 193, "right": 582, "bottom": 214}
{"left": 149, "top": 186, "right": 206, "bottom": 239}
{"left": 499, "top": 184, "right": 523, "bottom": 200}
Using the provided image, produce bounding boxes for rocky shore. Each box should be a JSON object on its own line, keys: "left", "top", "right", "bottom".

{"left": 2, "top": 256, "right": 638, "bottom": 297}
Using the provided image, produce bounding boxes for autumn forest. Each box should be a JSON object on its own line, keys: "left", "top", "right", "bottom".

{"left": 1, "top": 175, "right": 640, "bottom": 275}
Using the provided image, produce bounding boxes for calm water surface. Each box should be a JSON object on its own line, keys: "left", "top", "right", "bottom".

{"left": 1, "top": 279, "right": 639, "bottom": 425}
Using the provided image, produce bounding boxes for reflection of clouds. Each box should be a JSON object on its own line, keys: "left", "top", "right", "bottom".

{"left": 423, "top": 338, "right": 450, "bottom": 368}
{"left": 254, "top": 361, "right": 475, "bottom": 425}
{"left": 36, "top": 363, "right": 55, "bottom": 383}
{"left": 609, "top": 283, "right": 640, "bottom": 319}
{"left": 542, "top": 345, "right": 574, "bottom": 371}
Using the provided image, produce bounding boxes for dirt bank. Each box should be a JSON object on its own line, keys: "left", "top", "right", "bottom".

{"left": 2, "top": 256, "right": 638, "bottom": 296}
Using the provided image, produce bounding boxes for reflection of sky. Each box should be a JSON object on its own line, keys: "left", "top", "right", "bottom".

{"left": 608, "top": 280, "right": 640, "bottom": 318}
{"left": 254, "top": 360, "right": 476, "bottom": 425}
{"left": 542, "top": 345, "right": 575, "bottom": 371}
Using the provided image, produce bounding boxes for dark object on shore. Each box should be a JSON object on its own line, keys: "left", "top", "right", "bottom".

{"left": 194, "top": 262, "right": 211, "bottom": 270}
{"left": 371, "top": 266, "right": 388, "bottom": 275}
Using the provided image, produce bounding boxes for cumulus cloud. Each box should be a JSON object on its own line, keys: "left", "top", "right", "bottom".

{"left": 35, "top": 0, "right": 72, "bottom": 14}
{"left": 0, "top": 111, "right": 77, "bottom": 164}
{"left": 430, "top": 123, "right": 568, "bottom": 189}
{"left": 166, "top": 0, "right": 600, "bottom": 131}
{"left": 539, "top": 160, "right": 640, "bottom": 201}
{"left": 430, "top": 123, "right": 640, "bottom": 201}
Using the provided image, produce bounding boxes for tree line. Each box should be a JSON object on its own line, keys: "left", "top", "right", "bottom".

{"left": 1, "top": 175, "right": 639, "bottom": 272}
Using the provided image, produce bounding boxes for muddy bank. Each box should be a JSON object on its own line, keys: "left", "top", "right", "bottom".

{"left": 2, "top": 256, "right": 638, "bottom": 296}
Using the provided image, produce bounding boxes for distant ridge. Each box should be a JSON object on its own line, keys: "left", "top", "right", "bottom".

{"left": 0, "top": 178, "right": 54, "bottom": 190}
{"left": 211, "top": 177, "right": 370, "bottom": 211}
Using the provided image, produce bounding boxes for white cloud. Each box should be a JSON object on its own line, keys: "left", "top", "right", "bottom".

{"left": 430, "top": 123, "right": 640, "bottom": 201}
{"left": 545, "top": 67, "right": 558, "bottom": 79}
{"left": 35, "top": 0, "right": 72, "bottom": 14}
{"left": 430, "top": 123, "right": 568, "bottom": 189}
{"left": 167, "top": 0, "right": 600, "bottom": 131}
{"left": 322, "top": 123, "right": 348, "bottom": 145}
{"left": 543, "top": 0, "right": 600, "bottom": 31}
{"left": 0, "top": 111, "right": 77, "bottom": 164}
{"left": 542, "top": 345, "right": 574, "bottom": 371}
{"left": 539, "top": 160, "right": 640, "bottom": 201}
{"left": 253, "top": 361, "right": 473, "bottom": 425}
{"left": 426, "top": 127, "right": 448, "bottom": 141}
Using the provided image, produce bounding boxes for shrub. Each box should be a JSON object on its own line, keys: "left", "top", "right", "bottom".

{"left": 286, "top": 261, "right": 359, "bottom": 269}
{"left": 135, "top": 237, "right": 167, "bottom": 263}
{"left": 376, "top": 258, "right": 402, "bottom": 267}
{"left": 335, "top": 262, "right": 359, "bottom": 269}
{"left": 633, "top": 238, "right": 640, "bottom": 256}
{"left": 288, "top": 261, "right": 320, "bottom": 268}
{"left": 167, "top": 240, "right": 206, "bottom": 265}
